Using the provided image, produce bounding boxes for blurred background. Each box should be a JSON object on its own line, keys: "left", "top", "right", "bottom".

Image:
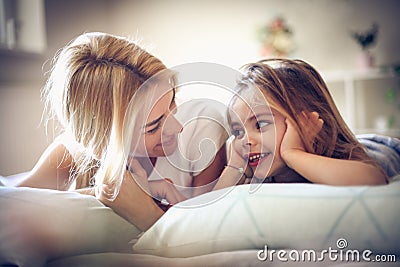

{"left": 0, "top": 0, "right": 399, "bottom": 176}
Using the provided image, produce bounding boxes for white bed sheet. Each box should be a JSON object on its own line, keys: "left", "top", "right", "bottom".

{"left": 45, "top": 250, "right": 399, "bottom": 267}
{"left": 1, "top": 174, "right": 399, "bottom": 267}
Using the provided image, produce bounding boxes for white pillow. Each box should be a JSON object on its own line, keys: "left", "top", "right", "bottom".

{"left": 0, "top": 186, "right": 141, "bottom": 267}
{"left": 133, "top": 176, "right": 400, "bottom": 258}
{"left": 0, "top": 173, "right": 28, "bottom": 186}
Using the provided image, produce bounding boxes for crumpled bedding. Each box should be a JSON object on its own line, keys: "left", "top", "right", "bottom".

{"left": 357, "top": 134, "right": 400, "bottom": 178}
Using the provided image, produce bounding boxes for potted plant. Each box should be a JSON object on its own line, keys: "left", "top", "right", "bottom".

{"left": 351, "top": 23, "right": 379, "bottom": 70}
{"left": 258, "top": 16, "right": 295, "bottom": 58}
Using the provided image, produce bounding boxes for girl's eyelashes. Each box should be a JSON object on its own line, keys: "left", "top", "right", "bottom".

{"left": 231, "top": 128, "right": 245, "bottom": 138}
{"left": 256, "top": 120, "right": 271, "bottom": 129}
{"left": 230, "top": 119, "right": 271, "bottom": 137}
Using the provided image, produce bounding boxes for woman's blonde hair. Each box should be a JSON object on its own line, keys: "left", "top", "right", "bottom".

{"left": 235, "top": 58, "right": 376, "bottom": 165}
{"left": 43, "top": 32, "right": 166, "bottom": 190}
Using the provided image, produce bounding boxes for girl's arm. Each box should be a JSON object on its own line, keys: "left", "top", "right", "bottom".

{"left": 212, "top": 164, "right": 247, "bottom": 191}
{"left": 282, "top": 150, "right": 386, "bottom": 185}
{"left": 191, "top": 145, "right": 227, "bottom": 196}
{"left": 213, "top": 140, "right": 250, "bottom": 191}
{"left": 16, "top": 138, "right": 73, "bottom": 190}
{"left": 281, "top": 114, "right": 387, "bottom": 185}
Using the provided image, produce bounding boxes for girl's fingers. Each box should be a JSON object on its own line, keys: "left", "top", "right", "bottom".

{"left": 310, "top": 111, "right": 319, "bottom": 119}
{"left": 311, "top": 112, "right": 323, "bottom": 133}
{"left": 161, "top": 183, "right": 185, "bottom": 205}
{"left": 172, "top": 188, "right": 187, "bottom": 203}
{"left": 317, "top": 118, "right": 324, "bottom": 130}
{"left": 127, "top": 158, "right": 147, "bottom": 178}
{"left": 165, "top": 193, "right": 179, "bottom": 205}
{"left": 153, "top": 180, "right": 186, "bottom": 205}
{"left": 167, "top": 192, "right": 186, "bottom": 205}
{"left": 300, "top": 111, "right": 324, "bottom": 135}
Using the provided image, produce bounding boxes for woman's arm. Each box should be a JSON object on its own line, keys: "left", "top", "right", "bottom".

{"left": 97, "top": 159, "right": 185, "bottom": 231}
{"left": 97, "top": 171, "right": 164, "bottom": 231}
{"left": 16, "top": 139, "right": 74, "bottom": 190}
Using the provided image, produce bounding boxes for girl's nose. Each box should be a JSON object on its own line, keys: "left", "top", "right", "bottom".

{"left": 243, "top": 131, "right": 256, "bottom": 147}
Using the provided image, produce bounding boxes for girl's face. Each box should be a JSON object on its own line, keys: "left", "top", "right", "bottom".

{"left": 229, "top": 97, "right": 287, "bottom": 179}
{"left": 133, "top": 78, "right": 182, "bottom": 158}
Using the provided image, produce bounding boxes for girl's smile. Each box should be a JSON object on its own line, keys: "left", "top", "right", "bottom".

{"left": 247, "top": 152, "right": 270, "bottom": 167}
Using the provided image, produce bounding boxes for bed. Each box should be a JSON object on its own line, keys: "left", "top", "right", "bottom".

{"left": 0, "top": 134, "right": 399, "bottom": 267}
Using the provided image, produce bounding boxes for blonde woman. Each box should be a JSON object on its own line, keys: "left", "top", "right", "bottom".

{"left": 215, "top": 59, "right": 387, "bottom": 190}
{"left": 17, "top": 32, "right": 227, "bottom": 230}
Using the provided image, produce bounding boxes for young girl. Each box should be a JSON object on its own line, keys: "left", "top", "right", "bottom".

{"left": 215, "top": 59, "right": 387, "bottom": 189}
{"left": 16, "top": 32, "right": 227, "bottom": 230}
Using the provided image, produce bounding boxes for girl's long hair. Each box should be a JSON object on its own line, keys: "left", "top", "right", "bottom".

{"left": 236, "top": 58, "right": 376, "bottom": 165}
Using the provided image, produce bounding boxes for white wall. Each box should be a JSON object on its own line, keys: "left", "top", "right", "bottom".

{"left": 0, "top": 85, "right": 47, "bottom": 175}
{"left": 0, "top": 0, "right": 399, "bottom": 175}
{"left": 0, "top": 0, "right": 112, "bottom": 175}
{"left": 107, "top": 0, "right": 400, "bottom": 71}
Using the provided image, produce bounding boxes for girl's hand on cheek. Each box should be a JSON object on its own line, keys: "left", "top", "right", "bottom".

{"left": 227, "top": 140, "right": 253, "bottom": 182}
{"left": 280, "top": 111, "right": 324, "bottom": 162}
{"left": 280, "top": 118, "right": 305, "bottom": 161}
{"left": 228, "top": 140, "right": 247, "bottom": 168}
{"left": 303, "top": 111, "right": 324, "bottom": 141}
{"left": 213, "top": 139, "right": 252, "bottom": 190}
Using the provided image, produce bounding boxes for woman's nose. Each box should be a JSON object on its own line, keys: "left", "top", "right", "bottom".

{"left": 163, "top": 113, "right": 183, "bottom": 135}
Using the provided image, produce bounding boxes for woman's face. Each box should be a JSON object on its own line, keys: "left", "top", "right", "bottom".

{"left": 229, "top": 97, "right": 287, "bottom": 179}
{"left": 133, "top": 78, "right": 182, "bottom": 158}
